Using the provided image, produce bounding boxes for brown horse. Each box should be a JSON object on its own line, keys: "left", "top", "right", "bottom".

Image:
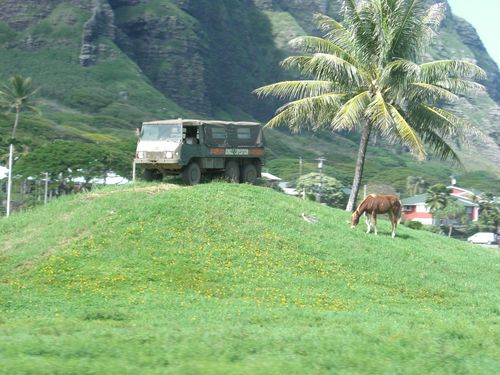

{"left": 351, "top": 194, "right": 402, "bottom": 238}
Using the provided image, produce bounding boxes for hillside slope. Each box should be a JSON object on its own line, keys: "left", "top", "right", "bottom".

{"left": 0, "top": 183, "right": 498, "bottom": 374}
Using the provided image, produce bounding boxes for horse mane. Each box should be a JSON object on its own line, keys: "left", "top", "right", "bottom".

{"left": 354, "top": 194, "right": 376, "bottom": 214}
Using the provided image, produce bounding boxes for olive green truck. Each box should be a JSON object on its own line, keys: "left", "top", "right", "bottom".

{"left": 133, "top": 119, "right": 265, "bottom": 185}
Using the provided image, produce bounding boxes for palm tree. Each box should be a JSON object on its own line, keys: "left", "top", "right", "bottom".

{"left": 406, "top": 175, "right": 428, "bottom": 196}
{"left": 0, "top": 75, "right": 39, "bottom": 139}
{"left": 254, "top": 0, "right": 485, "bottom": 211}
{"left": 425, "top": 183, "right": 451, "bottom": 213}
{"left": 434, "top": 200, "right": 465, "bottom": 237}
{"left": 0, "top": 75, "right": 39, "bottom": 217}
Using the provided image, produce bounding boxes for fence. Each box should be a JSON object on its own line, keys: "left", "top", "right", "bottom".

{"left": 0, "top": 174, "right": 92, "bottom": 217}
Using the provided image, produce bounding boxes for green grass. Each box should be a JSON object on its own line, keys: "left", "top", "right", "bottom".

{"left": 0, "top": 183, "right": 498, "bottom": 374}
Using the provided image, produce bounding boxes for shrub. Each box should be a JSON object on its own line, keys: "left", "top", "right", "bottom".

{"left": 404, "top": 221, "right": 423, "bottom": 230}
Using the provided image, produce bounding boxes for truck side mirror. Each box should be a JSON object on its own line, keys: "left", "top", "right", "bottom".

{"left": 135, "top": 128, "right": 140, "bottom": 138}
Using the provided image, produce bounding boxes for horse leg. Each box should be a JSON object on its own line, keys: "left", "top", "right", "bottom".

{"left": 365, "top": 213, "right": 371, "bottom": 234}
{"left": 393, "top": 217, "right": 398, "bottom": 239}
{"left": 373, "top": 212, "right": 378, "bottom": 235}
{"left": 389, "top": 211, "right": 396, "bottom": 238}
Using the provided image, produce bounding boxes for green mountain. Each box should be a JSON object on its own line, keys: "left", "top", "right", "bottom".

{"left": 0, "top": 183, "right": 498, "bottom": 374}
{"left": 0, "top": 0, "right": 498, "bottom": 196}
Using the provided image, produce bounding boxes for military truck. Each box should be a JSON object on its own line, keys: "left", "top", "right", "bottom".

{"left": 134, "top": 119, "right": 265, "bottom": 185}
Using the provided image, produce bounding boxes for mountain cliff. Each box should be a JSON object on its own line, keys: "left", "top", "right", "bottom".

{"left": 0, "top": 0, "right": 498, "bottom": 187}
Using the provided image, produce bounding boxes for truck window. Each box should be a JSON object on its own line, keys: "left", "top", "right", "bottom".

{"left": 236, "top": 128, "right": 251, "bottom": 139}
{"left": 211, "top": 127, "right": 226, "bottom": 140}
{"left": 141, "top": 124, "right": 182, "bottom": 141}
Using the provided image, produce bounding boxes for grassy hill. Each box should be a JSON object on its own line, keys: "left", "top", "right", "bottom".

{"left": 0, "top": 183, "right": 498, "bottom": 374}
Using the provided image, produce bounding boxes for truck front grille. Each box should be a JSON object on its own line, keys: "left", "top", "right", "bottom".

{"left": 146, "top": 152, "right": 164, "bottom": 159}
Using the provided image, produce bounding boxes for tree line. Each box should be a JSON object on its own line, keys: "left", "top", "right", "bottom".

{"left": 0, "top": 76, "right": 133, "bottom": 215}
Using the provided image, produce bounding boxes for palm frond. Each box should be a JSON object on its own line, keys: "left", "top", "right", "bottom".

{"left": 421, "top": 105, "right": 479, "bottom": 145}
{"left": 266, "top": 93, "right": 345, "bottom": 131}
{"left": 366, "top": 91, "right": 393, "bottom": 132}
{"left": 390, "top": 0, "right": 445, "bottom": 61}
{"left": 433, "top": 78, "right": 485, "bottom": 97}
{"left": 280, "top": 54, "right": 363, "bottom": 87}
{"left": 313, "top": 14, "right": 352, "bottom": 50}
{"left": 288, "top": 36, "right": 357, "bottom": 65}
{"left": 382, "top": 58, "right": 421, "bottom": 79}
{"left": 380, "top": 58, "right": 420, "bottom": 101}
{"left": 421, "top": 60, "right": 487, "bottom": 81}
{"left": 417, "top": 127, "right": 462, "bottom": 163}
{"left": 387, "top": 103, "right": 426, "bottom": 159}
{"left": 280, "top": 56, "right": 314, "bottom": 73}
{"left": 0, "top": 75, "right": 39, "bottom": 113}
{"left": 308, "top": 53, "right": 364, "bottom": 85}
{"left": 331, "top": 90, "right": 371, "bottom": 131}
{"left": 409, "top": 82, "right": 459, "bottom": 103}
{"left": 253, "top": 80, "right": 337, "bottom": 101}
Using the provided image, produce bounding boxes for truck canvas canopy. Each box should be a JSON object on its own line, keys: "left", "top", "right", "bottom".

{"left": 203, "top": 123, "right": 263, "bottom": 147}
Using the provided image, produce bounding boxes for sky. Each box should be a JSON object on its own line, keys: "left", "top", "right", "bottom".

{"left": 447, "top": 0, "right": 500, "bottom": 68}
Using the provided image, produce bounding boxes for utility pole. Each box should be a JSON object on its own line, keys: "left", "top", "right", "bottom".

{"left": 316, "top": 157, "right": 326, "bottom": 203}
{"left": 6, "top": 144, "right": 13, "bottom": 217}
{"left": 44, "top": 172, "right": 49, "bottom": 205}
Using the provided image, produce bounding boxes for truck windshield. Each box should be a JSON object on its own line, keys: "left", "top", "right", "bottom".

{"left": 141, "top": 125, "right": 182, "bottom": 141}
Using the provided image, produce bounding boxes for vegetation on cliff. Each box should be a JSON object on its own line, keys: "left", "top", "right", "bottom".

{"left": 0, "top": 0, "right": 498, "bottom": 208}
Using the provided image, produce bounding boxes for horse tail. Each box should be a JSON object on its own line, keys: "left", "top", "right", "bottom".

{"left": 396, "top": 200, "right": 402, "bottom": 224}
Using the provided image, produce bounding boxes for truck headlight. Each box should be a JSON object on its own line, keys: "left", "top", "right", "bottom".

{"left": 137, "top": 152, "right": 145, "bottom": 159}
{"left": 165, "top": 151, "right": 173, "bottom": 159}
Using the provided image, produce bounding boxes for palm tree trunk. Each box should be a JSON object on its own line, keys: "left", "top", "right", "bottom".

{"left": 346, "top": 123, "right": 372, "bottom": 211}
{"left": 6, "top": 144, "right": 13, "bottom": 217}
{"left": 11, "top": 106, "right": 20, "bottom": 139}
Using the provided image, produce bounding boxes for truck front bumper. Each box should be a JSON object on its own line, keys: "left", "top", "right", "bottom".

{"left": 134, "top": 158, "right": 182, "bottom": 171}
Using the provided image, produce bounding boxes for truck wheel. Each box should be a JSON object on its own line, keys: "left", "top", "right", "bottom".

{"left": 144, "top": 169, "right": 154, "bottom": 181}
{"left": 240, "top": 163, "right": 258, "bottom": 184}
{"left": 182, "top": 162, "right": 201, "bottom": 185}
{"left": 144, "top": 169, "right": 163, "bottom": 181}
{"left": 224, "top": 160, "right": 240, "bottom": 182}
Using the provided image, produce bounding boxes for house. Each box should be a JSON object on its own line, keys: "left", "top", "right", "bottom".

{"left": 401, "top": 186, "right": 480, "bottom": 225}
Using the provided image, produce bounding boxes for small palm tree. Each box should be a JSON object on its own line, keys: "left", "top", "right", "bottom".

{"left": 406, "top": 175, "right": 428, "bottom": 196}
{"left": 0, "top": 75, "right": 39, "bottom": 216}
{"left": 426, "top": 183, "right": 451, "bottom": 213}
{"left": 0, "top": 75, "right": 40, "bottom": 139}
{"left": 434, "top": 200, "right": 465, "bottom": 237}
{"left": 254, "top": 0, "right": 485, "bottom": 211}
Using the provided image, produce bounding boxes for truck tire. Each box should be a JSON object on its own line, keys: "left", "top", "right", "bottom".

{"left": 182, "top": 162, "right": 201, "bottom": 185}
{"left": 224, "top": 160, "right": 240, "bottom": 182}
{"left": 144, "top": 169, "right": 162, "bottom": 181}
{"left": 144, "top": 169, "right": 154, "bottom": 181}
{"left": 240, "top": 163, "right": 258, "bottom": 184}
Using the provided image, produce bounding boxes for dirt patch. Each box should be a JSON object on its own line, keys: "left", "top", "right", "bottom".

{"left": 0, "top": 227, "right": 43, "bottom": 255}
{"left": 82, "top": 183, "right": 180, "bottom": 201}
{"left": 15, "top": 230, "right": 89, "bottom": 270}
